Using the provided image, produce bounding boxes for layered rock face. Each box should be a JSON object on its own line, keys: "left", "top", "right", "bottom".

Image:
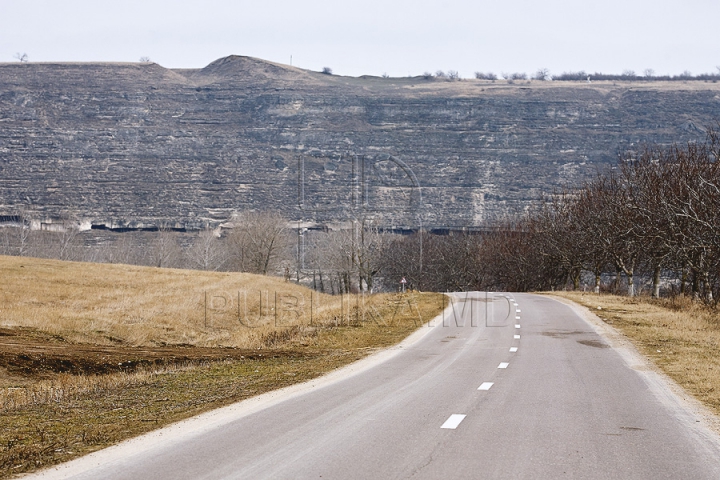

{"left": 0, "top": 55, "right": 718, "bottom": 230}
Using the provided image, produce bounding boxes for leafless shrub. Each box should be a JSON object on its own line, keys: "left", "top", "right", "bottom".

{"left": 621, "top": 69, "right": 637, "bottom": 79}
{"left": 474, "top": 72, "right": 497, "bottom": 80}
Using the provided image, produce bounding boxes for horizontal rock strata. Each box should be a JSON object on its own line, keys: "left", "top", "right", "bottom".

{"left": 1, "top": 56, "right": 718, "bottom": 230}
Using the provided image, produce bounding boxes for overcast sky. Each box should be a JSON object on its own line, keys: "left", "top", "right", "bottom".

{"left": 1, "top": 0, "right": 718, "bottom": 78}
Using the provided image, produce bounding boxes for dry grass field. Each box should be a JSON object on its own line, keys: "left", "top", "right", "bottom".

{"left": 550, "top": 291, "right": 720, "bottom": 417}
{"left": 0, "top": 255, "right": 356, "bottom": 348}
{"left": 0, "top": 255, "right": 444, "bottom": 477}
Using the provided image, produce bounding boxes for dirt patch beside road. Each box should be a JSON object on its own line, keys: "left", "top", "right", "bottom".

{"left": 0, "top": 327, "right": 305, "bottom": 381}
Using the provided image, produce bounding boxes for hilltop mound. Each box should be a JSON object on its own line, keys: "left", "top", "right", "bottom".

{"left": 190, "top": 55, "right": 319, "bottom": 85}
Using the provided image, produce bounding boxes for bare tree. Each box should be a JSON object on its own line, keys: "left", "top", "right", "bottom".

{"left": 4, "top": 213, "right": 32, "bottom": 256}
{"left": 0, "top": 226, "right": 13, "bottom": 255}
{"left": 321, "top": 67, "right": 333, "bottom": 75}
{"left": 139, "top": 56, "right": 151, "bottom": 63}
{"left": 56, "top": 220, "right": 82, "bottom": 261}
{"left": 186, "top": 226, "right": 226, "bottom": 271}
{"left": 226, "top": 211, "right": 292, "bottom": 275}
{"left": 147, "top": 225, "right": 182, "bottom": 268}
{"left": 533, "top": 68, "right": 550, "bottom": 81}
{"left": 99, "top": 232, "right": 142, "bottom": 265}
{"left": 13, "top": 53, "right": 28, "bottom": 63}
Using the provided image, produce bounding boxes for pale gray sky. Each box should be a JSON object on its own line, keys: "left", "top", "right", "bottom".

{"left": 1, "top": 0, "right": 718, "bottom": 78}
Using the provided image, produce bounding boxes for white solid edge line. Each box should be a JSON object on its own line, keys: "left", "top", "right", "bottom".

{"left": 498, "top": 362, "right": 509, "bottom": 369}
{"left": 478, "top": 382, "right": 494, "bottom": 391}
{"left": 23, "top": 301, "right": 454, "bottom": 480}
{"left": 510, "top": 347, "right": 518, "bottom": 352}
{"left": 441, "top": 414, "right": 467, "bottom": 429}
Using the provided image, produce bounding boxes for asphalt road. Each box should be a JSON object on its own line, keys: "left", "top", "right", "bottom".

{"left": 28, "top": 293, "right": 720, "bottom": 479}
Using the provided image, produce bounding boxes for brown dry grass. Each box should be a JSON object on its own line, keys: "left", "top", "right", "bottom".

{"left": 0, "top": 255, "right": 444, "bottom": 477}
{"left": 551, "top": 292, "right": 720, "bottom": 416}
{"left": 0, "top": 255, "right": 403, "bottom": 348}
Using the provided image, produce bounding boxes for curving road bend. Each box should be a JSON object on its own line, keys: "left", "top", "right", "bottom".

{"left": 26, "top": 293, "right": 720, "bottom": 479}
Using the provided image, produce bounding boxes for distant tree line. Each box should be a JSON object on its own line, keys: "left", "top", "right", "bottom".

{"left": 0, "top": 211, "right": 398, "bottom": 294}
{"left": 0, "top": 211, "right": 294, "bottom": 276}
{"left": 553, "top": 69, "right": 720, "bottom": 82}
{"left": 475, "top": 127, "right": 720, "bottom": 302}
{"left": 470, "top": 67, "right": 720, "bottom": 83}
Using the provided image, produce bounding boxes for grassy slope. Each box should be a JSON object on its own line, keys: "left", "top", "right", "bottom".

{"left": 0, "top": 256, "right": 444, "bottom": 477}
{"left": 0, "top": 255, "right": 345, "bottom": 348}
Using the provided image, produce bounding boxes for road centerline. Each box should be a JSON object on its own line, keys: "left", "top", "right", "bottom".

{"left": 441, "top": 414, "right": 467, "bottom": 429}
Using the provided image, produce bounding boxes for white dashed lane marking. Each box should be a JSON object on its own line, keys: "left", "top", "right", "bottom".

{"left": 515, "top": 324, "right": 521, "bottom": 329}
{"left": 478, "top": 382, "right": 494, "bottom": 391}
{"left": 514, "top": 335, "right": 520, "bottom": 339}
{"left": 509, "top": 347, "right": 518, "bottom": 352}
{"left": 441, "top": 414, "right": 467, "bottom": 429}
{"left": 498, "top": 362, "right": 509, "bottom": 369}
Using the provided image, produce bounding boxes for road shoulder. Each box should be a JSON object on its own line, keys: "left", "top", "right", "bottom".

{"left": 547, "top": 294, "right": 720, "bottom": 441}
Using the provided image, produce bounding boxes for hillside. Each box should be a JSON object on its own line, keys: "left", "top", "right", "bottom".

{"left": 1, "top": 56, "right": 718, "bottom": 230}
{"left": 0, "top": 254, "right": 443, "bottom": 476}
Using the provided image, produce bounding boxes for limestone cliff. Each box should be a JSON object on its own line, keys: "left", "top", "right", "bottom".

{"left": 1, "top": 55, "right": 718, "bottom": 230}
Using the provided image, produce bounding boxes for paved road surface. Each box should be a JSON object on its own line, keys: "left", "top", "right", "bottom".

{"left": 28, "top": 293, "right": 720, "bottom": 479}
